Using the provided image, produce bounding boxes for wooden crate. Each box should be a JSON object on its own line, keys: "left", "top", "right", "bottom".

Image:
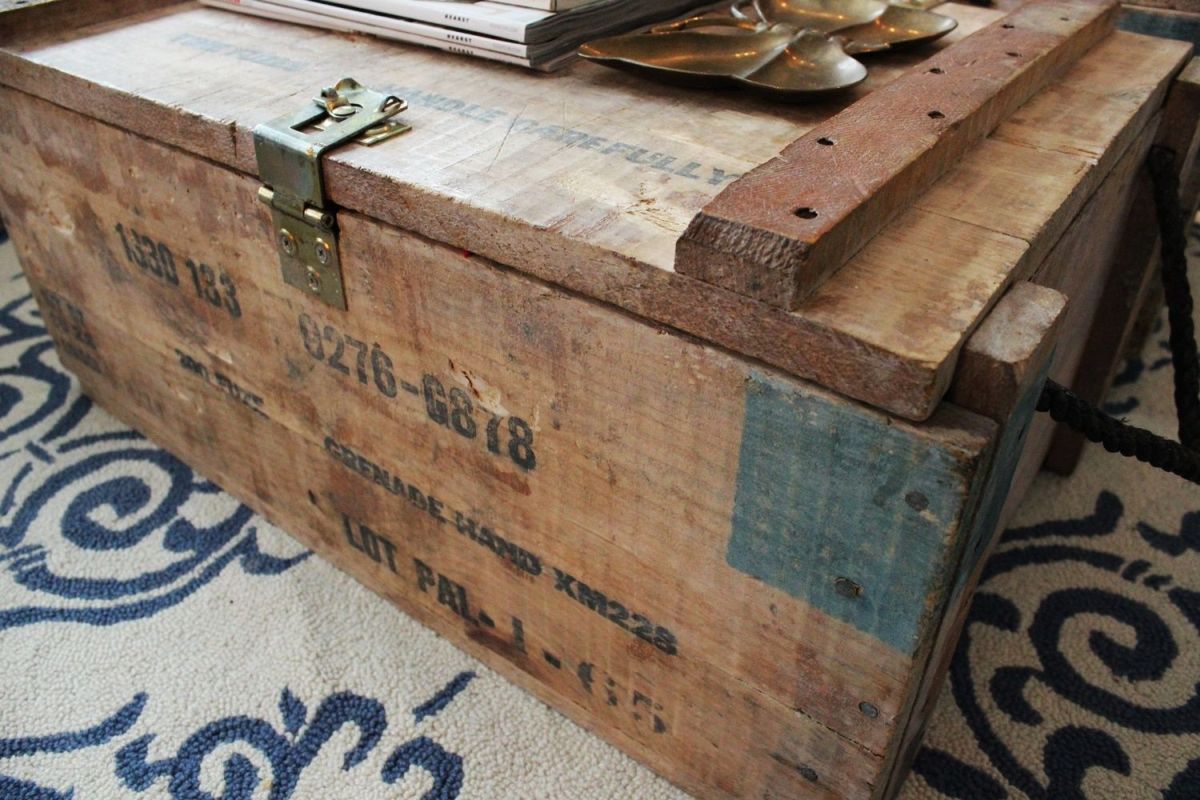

{"left": 0, "top": 1, "right": 1195, "bottom": 797}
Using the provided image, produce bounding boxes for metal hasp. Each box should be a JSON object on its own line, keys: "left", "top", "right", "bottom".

{"left": 253, "top": 78, "right": 410, "bottom": 309}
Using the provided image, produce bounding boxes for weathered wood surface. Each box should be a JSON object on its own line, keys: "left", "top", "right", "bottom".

{"left": 0, "top": 3, "right": 1187, "bottom": 419}
{"left": 45, "top": 314, "right": 865, "bottom": 800}
{"left": 885, "top": 280, "right": 1067, "bottom": 799}
{"left": 0, "top": 0, "right": 182, "bottom": 44}
{"left": 1122, "top": 2, "right": 1200, "bottom": 37}
{"left": 1126, "top": 0, "right": 1200, "bottom": 11}
{"left": 675, "top": 0, "right": 1118, "bottom": 309}
{"left": 1045, "top": 58, "right": 1200, "bottom": 473}
{"left": 949, "top": 283, "right": 1068, "bottom": 423}
{"left": 1003, "top": 110, "right": 1162, "bottom": 509}
{"left": 0, "top": 87, "right": 1008, "bottom": 799}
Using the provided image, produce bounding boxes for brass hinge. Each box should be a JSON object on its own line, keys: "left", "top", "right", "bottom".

{"left": 253, "top": 78, "right": 410, "bottom": 309}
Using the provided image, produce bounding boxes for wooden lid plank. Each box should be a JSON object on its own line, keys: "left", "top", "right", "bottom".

{"left": 674, "top": 0, "right": 1119, "bottom": 310}
{"left": 0, "top": 2, "right": 1188, "bottom": 420}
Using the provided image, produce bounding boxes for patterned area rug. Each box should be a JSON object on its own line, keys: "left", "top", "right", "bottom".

{"left": 0, "top": 228, "right": 1197, "bottom": 800}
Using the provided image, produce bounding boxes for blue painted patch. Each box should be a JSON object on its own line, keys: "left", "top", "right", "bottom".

{"left": 727, "top": 372, "right": 976, "bottom": 654}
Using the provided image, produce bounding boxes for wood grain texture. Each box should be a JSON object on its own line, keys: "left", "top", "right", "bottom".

{"left": 0, "top": 4, "right": 1185, "bottom": 420}
{"left": 43, "top": 315, "right": 868, "bottom": 800}
{"left": 1046, "top": 57, "right": 1200, "bottom": 473}
{"left": 949, "top": 282, "right": 1068, "bottom": 423}
{"left": 0, "top": 0, "right": 182, "bottom": 45}
{"left": 675, "top": 0, "right": 1119, "bottom": 309}
{"left": 1121, "top": 3, "right": 1200, "bottom": 45}
{"left": 875, "top": 118, "right": 1163, "bottom": 793}
{"left": 0, "top": 86, "right": 1006, "bottom": 799}
{"left": 1004, "top": 112, "right": 1162, "bottom": 503}
{"left": 779, "top": 27, "right": 1183, "bottom": 414}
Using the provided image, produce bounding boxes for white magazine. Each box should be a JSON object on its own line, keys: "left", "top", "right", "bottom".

{"left": 251, "top": 0, "right": 711, "bottom": 44}
{"left": 200, "top": 0, "right": 576, "bottom": 69}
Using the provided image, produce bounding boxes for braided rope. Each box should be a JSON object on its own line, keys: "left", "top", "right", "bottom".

{"left": 1038, "top": 146, "right": 1200, "bottom": 486}
{"left": 1039, "top": 380, "right": 1200, "bottom": 484}
{"left": 1147, "top": 145, "right": 1200, "bottom": 450}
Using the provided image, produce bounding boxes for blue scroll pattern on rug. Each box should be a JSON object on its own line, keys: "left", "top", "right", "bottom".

{"left": 0, "top": 288, "right": 309, "bottom": 632}
{"left": 912, "top": 490, "right": 1200, "bottom": 799}
{"left": 0, "top": 674, "right": 474, "bottom": 799}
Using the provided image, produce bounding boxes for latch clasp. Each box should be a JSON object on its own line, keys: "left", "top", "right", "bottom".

{"left": 253, "top": 78, "right": 410, "bottom": 309}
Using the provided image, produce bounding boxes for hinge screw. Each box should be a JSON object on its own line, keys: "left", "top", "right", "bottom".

{"left": 315, "top": 238, "right": 332, "bottom": 265}
{"left": 306, "top": 268, "right": 322, "bottom": 293}
{"left": 278, "top": 228, "right": 298, "bottom": 257}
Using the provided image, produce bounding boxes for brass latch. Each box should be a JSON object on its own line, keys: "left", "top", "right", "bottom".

{"left": 253, "top": 78, "right": 410, "bottom": 309}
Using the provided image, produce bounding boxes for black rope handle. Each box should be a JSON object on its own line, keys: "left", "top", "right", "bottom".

{"left": 1037, "top": 145, "right": 1200, "bottom": 486}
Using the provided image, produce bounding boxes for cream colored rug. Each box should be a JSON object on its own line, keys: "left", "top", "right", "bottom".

{"left": 0, "top": 230, "right": 1196, "bottom": 799}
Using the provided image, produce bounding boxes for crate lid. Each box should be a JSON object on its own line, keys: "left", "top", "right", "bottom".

{"left": 0, "top": 0, "right": 1188, "bottom": 419}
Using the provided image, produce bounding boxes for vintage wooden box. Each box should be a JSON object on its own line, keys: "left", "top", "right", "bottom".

{"left": 1, "top": 1, "right": 1197, "bottom": 797}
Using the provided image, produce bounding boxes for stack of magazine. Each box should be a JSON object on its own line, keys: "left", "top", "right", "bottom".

{"left": 199, "top": 0, "right": 715, "bottom": 71}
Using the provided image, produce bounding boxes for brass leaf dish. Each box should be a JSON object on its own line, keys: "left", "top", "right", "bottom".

{"left": 579, "top": 0, "right": 957, "bottom": 99}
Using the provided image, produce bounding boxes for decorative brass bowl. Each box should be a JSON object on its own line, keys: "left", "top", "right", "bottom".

{"left": 736, "top": 0, "right": 889, "bottom": 34}
{"left": 579, "top": 0, "right": 956, "bottom": 100}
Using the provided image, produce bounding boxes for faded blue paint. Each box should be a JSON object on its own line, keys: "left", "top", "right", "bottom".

{"left": 1118, "top": 8, "right": 1200, "bottom": 45}
{"left": 727, "top": 372, "right": 974, "bottom": 654}
{"left": 951, "top": 359, "right": 1052, "bottom": 600}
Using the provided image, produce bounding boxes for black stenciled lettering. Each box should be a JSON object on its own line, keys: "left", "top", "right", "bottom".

{"left": 427, "top": 496, "right": 446, "bottom": 523}
{"left": 172, "top": 347, "right": 264, "bottom": 415}
{"left": 553, "top": 568, "right": 679, "bottom": 656}
{"left": 436, "top": 574, "right": 474, "bottom": 622}
{"left": 344, "top": 334, "right": 369, "bottom": 384}
{"left": 406, "top": 484, "right": 427, "bottom": 511}
{"left": 371, "top": 344, "right": 397, "bottom": 397}
{"left": 40, "top": 291, "right": 96, "bottom": 350}
{"left": 112, "top": 223, "right": 240, "bottom": 318}
{"left": 343, "top": 515, "right": 364, "bottom": 552}
{"left": 606, "top": 601, "right": 631, "bottom": 631}
{"left": 323, "top": 325, "right": 349, "bottom": 375}
{"left": 709, "top": 167, "right": 739, "bottom": 187}
{"left": 511, "top": 617, "right": 526, "bottom": 653}
{"left": 576, "top": 662, "right": 594, "bottom": 694}
{"left": 359, "top": 524, "right": 382, "bottom": 563}
{"left": 553, "top": 569, "right": 577, "bottom": 599}
{"left": 422, "top": 374, "right": 449, "bottom": 426}
{"left": 576, "top": 582, "right": 608, "bottom": 616}
{"left": 380, "top": 86, "right": 738, "bottom": 186}
{"left": 631, "top": 613, "right": 656, "bottom": 644}
{"left": 378, "top": 536, "right": 399, "bottom": 573}
{"left": 654, "top": 627, "right": 679, "bottom": 656}
{"left": 448, "top": 388, "right": 476, "bottom": 438}
{"left": 414, "top": 559, "right": 435, "bottom": 593}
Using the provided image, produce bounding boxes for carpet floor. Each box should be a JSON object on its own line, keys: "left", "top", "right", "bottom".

{"left": 0, "top": 230, "right": 1197, "bottom": 799}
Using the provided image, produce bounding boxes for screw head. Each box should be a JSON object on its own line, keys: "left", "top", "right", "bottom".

{"left": 315, "top": 238, "right": 332, "bottom": 265}
{"left": 306, "top": 268, "right": 322, "bottom": 293}
{"left": 278, "top": 229, "right": 297, "bottom": 257}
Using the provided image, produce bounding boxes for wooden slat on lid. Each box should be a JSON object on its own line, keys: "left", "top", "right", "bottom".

{"left": 674, "top": 0, "right": 1118, "bottom": 310}
{"left": 0, "top": 2, "right": 1188, "bottom": 419}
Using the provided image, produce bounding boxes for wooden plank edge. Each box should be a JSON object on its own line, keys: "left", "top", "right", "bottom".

{"left": 674, "top": 0, "right": 1119, "bottom": 311}
{"left": 875, "top": 284, "right": 1067, "bottom": 798}
{"left": 1044, "top": 59, "right": 1200, "bottom": 472}
{"left": 0, "top": 13, "right": 1137, "bottom": 424}
{"left": 0, "top": 30, "right": 1166, "bottom": 424}
{"left": 948, "top": 282, "right": 1069, "bottom": 423}
{"left": 1119, "top": 3, "right": 1200, "bottom": 44}
{"left": 0, "top": 0, "right": 184, "bottom": 46}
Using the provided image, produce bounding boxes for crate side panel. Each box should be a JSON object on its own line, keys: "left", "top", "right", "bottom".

{"left": 0, "top": 86, "right": 998, "bottom": 773}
